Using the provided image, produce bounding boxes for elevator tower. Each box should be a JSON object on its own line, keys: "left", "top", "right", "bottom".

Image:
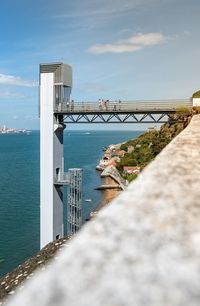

{"left": 40, "top": 63, "right": 73, "bottom": 249}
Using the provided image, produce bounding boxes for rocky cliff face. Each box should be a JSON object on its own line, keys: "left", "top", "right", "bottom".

{"left": 116, "top": 111, "right": 194, "bottom": 182}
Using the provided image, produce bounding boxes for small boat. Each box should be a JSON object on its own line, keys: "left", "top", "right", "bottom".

{"left": 85, "top": 199, "right": 92, "bottom": 202}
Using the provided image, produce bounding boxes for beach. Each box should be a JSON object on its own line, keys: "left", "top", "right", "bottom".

{"left": 97, "top": 176, "right": 121, "bottom": 210}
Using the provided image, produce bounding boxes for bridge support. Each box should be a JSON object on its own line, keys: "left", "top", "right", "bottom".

{"left": 39, "top": 63, "right": 72, "bottom": 249}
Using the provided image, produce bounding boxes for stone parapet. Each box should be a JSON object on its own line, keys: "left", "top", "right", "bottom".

{"left": 5, "top": 115, "right": 200, "bottom": 306}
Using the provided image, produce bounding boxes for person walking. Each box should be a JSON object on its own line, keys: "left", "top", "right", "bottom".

{"left": 71, "top": 100, "right": 74, "bottom": 111}
{"left": 66, "top": 100, "right": 70, "bottom": 111}
{"left": 118, "top": 99, "right": 121, "bottom": 110}
{"left": 99, "top": 99, "right": 102, "bottom": 110}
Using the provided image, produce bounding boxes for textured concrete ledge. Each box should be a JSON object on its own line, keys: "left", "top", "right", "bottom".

{"left": 0, "top": 237, "right": 69, "bottom": 303}
{"left": 5, "top": 115, "right": 200, "bottom": 306}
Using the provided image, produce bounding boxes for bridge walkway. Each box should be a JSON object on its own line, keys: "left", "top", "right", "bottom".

{"left": 54, "top": 99, "right": 192, "bottom": 124}
{"left": 54, "top": 99, "right": 192, "bottom": 114}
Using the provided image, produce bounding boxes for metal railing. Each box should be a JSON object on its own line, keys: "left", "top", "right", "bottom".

{"left": 56, "top": 171, "right": 70, "bottom": 185}
{"left": 54, "top": 99, "right": 192, "bottom": 113}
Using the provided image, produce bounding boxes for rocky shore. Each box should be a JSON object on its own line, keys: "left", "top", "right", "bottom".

{"left": 96, "top": 176, "right": 121, "bottom": 210}
{"left": 95, "top": 142, "right": 128, "bottom": 212}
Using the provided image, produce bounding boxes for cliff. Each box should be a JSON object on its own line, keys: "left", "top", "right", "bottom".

{"left": 116, "top": 111, "right": 193, "bottom": 182}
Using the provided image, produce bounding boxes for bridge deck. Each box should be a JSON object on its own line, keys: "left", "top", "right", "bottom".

{"left": 54, "top": 99, "right": 192, "bottom": 114}
{"left": 53, "top": 99, "right": 192, "bottom": 124}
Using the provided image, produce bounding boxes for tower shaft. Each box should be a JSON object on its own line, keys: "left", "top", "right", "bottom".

{"left": 40, "top": 63, "right": 72, "bottom": 249}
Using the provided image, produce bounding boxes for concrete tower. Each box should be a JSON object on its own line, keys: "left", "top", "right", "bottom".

{"left": 39, "top": 63, "right": 72, "bottom": 249}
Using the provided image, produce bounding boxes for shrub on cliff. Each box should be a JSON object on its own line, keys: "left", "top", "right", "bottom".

{"left": 126, "top": 173, "right": 138, "bottom": 182}
{"left": 120, "top": 144, "right": 128, "bottom": 152}
{"left": 192, "top": 90, "right": 200, "bottom": 98}
{"left": 117, "top": 157, "right": 137, "bottom": 172}
{"left": 116, "top": 113, "right": 192, "bottom": 181}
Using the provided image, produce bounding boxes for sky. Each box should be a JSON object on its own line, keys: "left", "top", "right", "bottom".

{"left": 0, "top": 0, "right": 200, "bottom": 130}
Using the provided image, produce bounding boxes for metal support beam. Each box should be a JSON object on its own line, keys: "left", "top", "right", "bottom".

{"left": 62, "top": 112, "right": 177, "bottom": 124}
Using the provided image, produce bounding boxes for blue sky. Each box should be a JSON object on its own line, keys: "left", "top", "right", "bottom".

{"left": 0, "top": 0, "right": 200, "bottom": 129}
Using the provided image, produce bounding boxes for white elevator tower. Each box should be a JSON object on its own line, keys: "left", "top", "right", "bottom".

{"left": 40, "top": 63, "right": 72, "bottom": 249}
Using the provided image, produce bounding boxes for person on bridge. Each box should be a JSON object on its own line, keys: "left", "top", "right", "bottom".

{"left": 118, "top": 100, "right": 121, "bottom": 110}
{"left": 105, "top": 99, "right": 109, "bottom": 110}
{"left": 71, "top": 100, "right": 74, "bottom": 111}
{"left": 101, "top": 99, "right": 105, "bottom": 110}
{"left": 99, "top": 99, "right": 102, "bottom": 110}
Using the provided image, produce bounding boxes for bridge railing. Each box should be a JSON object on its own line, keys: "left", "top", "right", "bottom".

{"left": 54, "top": 99, "right": 192, "bottom": 113}
{"left": 55, "top": 171, "right": 70, "bottom": 185}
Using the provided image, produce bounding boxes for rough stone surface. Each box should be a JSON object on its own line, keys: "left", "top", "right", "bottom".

{"left": 5, "top": 115, "right": 200, "bottom": 306}
{"left": 0, "top": 237, "right": 69, "bottom": 304}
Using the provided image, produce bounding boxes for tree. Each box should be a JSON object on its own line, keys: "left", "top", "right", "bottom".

{"left": 192, "top": 90, "right": 200, "bottom": 98}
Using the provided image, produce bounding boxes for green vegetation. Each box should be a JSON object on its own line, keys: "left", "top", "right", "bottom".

{"left": 175, "top": 106, "right": 191, "bottom": 113}
{"left": 192, "top": 90, "right": 200, "bottom": 98}
{"left": 126, "top": 173, "right": 138, "bottom": 182}
{"left": 116, "top": 112, "right": 192, "bottom": 182}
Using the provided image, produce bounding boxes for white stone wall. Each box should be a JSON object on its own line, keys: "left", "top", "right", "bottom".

{"left": 193, "top": 98, "right": 200, "bottom": 106}
{"left": 40, "top": 73, "right": 55, "bottom": 248}
{"left": 6, "top": 115, "right": 200, "bottom": 306}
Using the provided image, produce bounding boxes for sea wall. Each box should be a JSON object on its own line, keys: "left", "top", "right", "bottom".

{"left": 5, "top": 114, "right": 200, "bottom": 306}
{"left": 101, "top": 165, "right": 127, "bottom": 190}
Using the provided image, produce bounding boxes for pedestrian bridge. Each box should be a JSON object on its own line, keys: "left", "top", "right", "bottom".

{"left": 55, "top": 98, "right": 192, "bottom": 123}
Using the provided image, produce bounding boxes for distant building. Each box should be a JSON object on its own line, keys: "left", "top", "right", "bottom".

{"left": 103, "top": 153, "right": 110, "bottom": 160}
{"left": 109, "top": 145, "right": 116, "bottom": 151}
{"left": 123, "top": 166, "right": 140, "bottom": 175}
{"left": 127, "top": 145, "right": 134, "bottom": 153}
{"left": 117, "top": 150, "right": 126, "bottom": 157}
{"left": 193, "top": 98, "right": 200, "bottom": 106}
{"left": 109, "top": 160, "right": 117, "bottom": 167}
{"left": 99, "top": 156, "right": 117, "bottom": 169}
{"left": 147, "top": 126, "right": 158, "bottom": 132}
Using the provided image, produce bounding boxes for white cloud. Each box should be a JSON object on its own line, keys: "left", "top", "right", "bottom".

{"left": 0, "top": 91, "right": 27, "bottom": 99}
{"left": 0, "top": 74, "right": 38, "bottom": 87}
{"left": 88, "top": 32, "right": 167, "bottom": 54}
{"left": 127, "top": 33, "right": 165, "bottom": 46}
{"left": 54, "top": 0, "right": 156, "bottom": 19}
{"left": 52, "top": 0, "right": 159, "bottom": 31}
{"left": 25, "top": 115, "right": 39, "bottom": 121}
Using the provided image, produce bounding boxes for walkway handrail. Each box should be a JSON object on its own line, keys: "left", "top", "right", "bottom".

{"left": 55, "top": 99, "right": 192, "bottom": 113}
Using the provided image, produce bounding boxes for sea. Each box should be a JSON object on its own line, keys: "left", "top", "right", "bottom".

{"left": 0, "top": 130, "right": 143, "bottom": 277}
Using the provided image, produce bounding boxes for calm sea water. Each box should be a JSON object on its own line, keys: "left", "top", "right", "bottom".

{"left": 0, "top": 130, "right": 142, "bottom": 277}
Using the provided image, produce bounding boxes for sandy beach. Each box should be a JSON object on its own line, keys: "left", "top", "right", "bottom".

{"left": 97, "top": 176, "right": 121, "bottom": 210}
